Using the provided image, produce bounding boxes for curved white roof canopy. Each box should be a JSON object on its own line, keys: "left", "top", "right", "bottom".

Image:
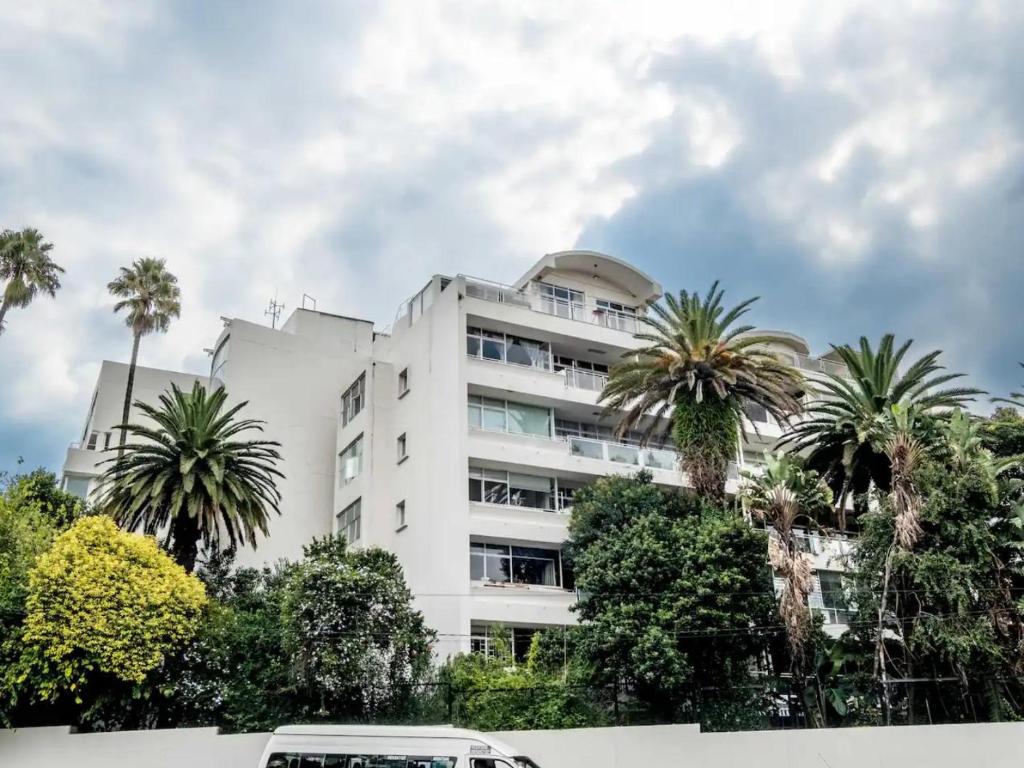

{"left": 514, "top": 250, "right": 663, "bottom": 305}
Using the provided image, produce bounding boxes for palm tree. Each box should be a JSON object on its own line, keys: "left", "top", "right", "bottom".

{"left": 779, "top": 334, "right": 981, "bottom": 528}
{"left": 992, "top": 362, "right": 1024, "bottom": 410}
{"left": 600, "top": 282, "right": 804, "bottom": 500}
{"left": 0, "top": 228, "right": 63, "bottom": 336}
{"left": 108, "top": 258, "right": 181, "bottom": 452}
{"left": 96, "top": 382, "right": 284, "bottom": 572}
{"left": 740, "top": 452, "right": 832, "bottom": 725}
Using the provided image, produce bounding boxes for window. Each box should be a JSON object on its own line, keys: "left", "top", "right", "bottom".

{"left": 468, "top": 467, "right": 576, "bottom": 512}
{"left": 468, "top": 396, "right": 551, "bottom": 437}
{"left": 211, "top": 335, "right": 230, "bottom": 380}
{"left": 470, "top": 624, "right": 539, "bottom": 663}
{"left": 813, "top": 571, "right": 855, "bottom": 624}
{"left": 268, "top": 755, "right": 456, "bottom": 768}
{"left": 338, "top": 435, "right": 364, "bottom": 486}
{"left": 103, "top": 431, "right": 112, "bottom": 450}
{"left": 396, "top": 500, "right": 406, "bottom": 529}
{"left": 64, "top": 475, "right": 90, "bottom": 499}
{"left": 397, "top": 432, "right": 408, "bottom": 462}
{"left": 466, "top": 326, "right": 551, "bottom": 370}
{"left": 398, "top": 367, "right": 409, "bottom": 396}
{"left": 553, "top": 355, "right": 608, "bottom": 390}
{"left": 341, "top": 373, "right": 365, "bottom": 427}
{"left": 595, "top": 299, "right": 638, "bottom": 331}
{"left": 536, "top": 281, "right": 585, "bottom": 320}
{"left": 86, "top": 431, "right": 100, "bottom": 450}
{"left": 744, "top": 402, "right": 769, "bottom": 423}
{"left": 337, "top": 499, "right": 361, "bottom": 544}
{"left": 470, "top": 542, "right": 572, "bottom": 588}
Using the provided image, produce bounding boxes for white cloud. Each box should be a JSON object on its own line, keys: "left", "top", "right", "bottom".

{"left": 1, "top": 0, "right": 1022, "bottom": 469}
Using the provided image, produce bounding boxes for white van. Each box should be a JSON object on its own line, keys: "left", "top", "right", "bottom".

{"left": 257, "top": 725, "right": 544, "bottom": 768}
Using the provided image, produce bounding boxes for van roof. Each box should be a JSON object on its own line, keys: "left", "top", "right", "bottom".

{"left": 270, "top": 725, "right": 520, "bottom": 755}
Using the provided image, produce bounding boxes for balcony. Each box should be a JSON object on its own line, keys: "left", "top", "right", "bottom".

{"left": 565, "top": 435, "right": 677, "bottom": 471}
{"left": 462, "top": 276, "right": 642, "bottom": 336}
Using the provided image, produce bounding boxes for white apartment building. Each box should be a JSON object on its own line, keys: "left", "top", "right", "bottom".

{"left": 62, "top": 250, "right": 854, "bottom": 658}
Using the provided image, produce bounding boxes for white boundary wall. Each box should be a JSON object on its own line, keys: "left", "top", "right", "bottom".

{"left": 2, "top": 722, "right": 1023, "bottom": 767}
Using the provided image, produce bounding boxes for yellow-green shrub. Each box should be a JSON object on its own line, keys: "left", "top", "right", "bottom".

{"left": 20, "top": 516, "right": 206, "bottom": 701}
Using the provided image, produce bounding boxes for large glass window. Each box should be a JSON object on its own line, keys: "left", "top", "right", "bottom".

{"left": 470, "top": 624, "right": 539, "bottom": 663}
{"left": 595, "top": 299, "right": 639, "bottom": 332}
{"left": 468, "top": 467, "right": 571, "bottom": 511}
{"left": 466, "top": 326, "right": 551, "bottom": 370}
{"left": 468, "top": 396, "right": 550, "bottom": 437}
{"left": 341, "top": 373, "right": 365, "bottom": 427}
{"left": 338, "top": 435, "right": 364, "bottom": 486}
{"left": 536, "top": 281, "right": 585, "bottom": 320}
{"left": 507, "top": 402, "right": 551, "bottom": 436}
{"left": 814, "top": 571, "right": 854, "bottom": 624}
{"left": 337, "top": 499, "right": 361, "bottom": 544}
{"left": 470, "top": 542, "right": 571, "bottom": 588}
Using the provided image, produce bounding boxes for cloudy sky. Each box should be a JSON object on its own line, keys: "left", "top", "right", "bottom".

{"left": 1, "top": 0, "right": 1022, "bottom": 474}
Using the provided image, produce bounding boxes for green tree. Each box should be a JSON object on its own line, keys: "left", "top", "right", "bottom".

{"left": 600, "top": 283, "right": 803, "bottom": 501}
{"left": 281, "top": 536, "right": 435, "bottom": 720}
{"left": 6, "top": 517, "right": 206, "bottom": 716}
{"left": 847, "top": 418, "right": 1024, "bottom": 724}
{"left": 0, "top": 479, "right": 58, "bottom": 632}
{"left": 1, "top": 468, "right": 85, "bottom": 528}
{"left": 107, "top": 257, "right": 181, "bottom": 452}
{"left": 0, "top": 228, "right": 63, "bottom": 336}
{"left": 781, "top": 334, "right": 980, "bottom": 528}
{"left": 567, "top": 472, "right": 775, "bottom": 728}
{"left": 97, "top": 382, "right": 283, "bottom": 572}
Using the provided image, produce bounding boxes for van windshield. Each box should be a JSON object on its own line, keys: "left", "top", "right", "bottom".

{"left": 514, "top": 757, "right": 542, "bottom": 768}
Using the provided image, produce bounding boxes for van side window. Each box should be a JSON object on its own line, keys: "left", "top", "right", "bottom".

{"left": 472, "top": 760, "right": 516, "bottom": 768}
{"left": 269, "top": 755, "right": 456, "bottom": 768}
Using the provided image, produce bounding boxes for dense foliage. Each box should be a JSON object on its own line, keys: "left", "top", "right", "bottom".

{"left": 441, "top": 628, "right": 601, "bottom": 731}
{"left": 5, "top": 517, "right": 206, "bottom": 718}
{"left": 281, "top": 536, "right": 434, "bottom": 720}
{"left": 846, "top": 412, "right": 1024, "bottom": 723}
{"left": 567, "top": 472, "right": 776, "bottom": 728}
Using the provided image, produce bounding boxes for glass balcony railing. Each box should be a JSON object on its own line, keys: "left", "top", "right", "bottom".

{"left": 562, "top": 367, "right": 608, "bottom": 392}
{"left": 566, "top": 436, "right": 679, "bottom": 471}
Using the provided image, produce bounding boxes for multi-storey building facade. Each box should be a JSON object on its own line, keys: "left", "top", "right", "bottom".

{"left": 62, "top": 250, "right": 854, "bottom": 657}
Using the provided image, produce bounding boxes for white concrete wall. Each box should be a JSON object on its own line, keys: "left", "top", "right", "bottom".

{"left": 4, "top": 723, "right": 1023, "bottom": 768}
{"left": 62, "top": 360, "right": 207, "bottom": 497}
{"left": 216, "top": 311, "right": 375, "bottom": 567}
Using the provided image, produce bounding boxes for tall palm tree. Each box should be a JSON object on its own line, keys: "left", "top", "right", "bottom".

{"left": 600, "top": 282, "right": 804, "bottom": 500}
{"left": 779, "top": 334, "right": 981, "bottom": 528}
{"left": 0, "top": 228, "right": 63, "bottom": 336}
{"left": 108, "top": 257, "right": 181, "bottom": 452}
{"left": 96, "top": 382, "right": 284, "bottom": 572}
{"left": 740, "top": 453, "right": 832, "bottom": 719}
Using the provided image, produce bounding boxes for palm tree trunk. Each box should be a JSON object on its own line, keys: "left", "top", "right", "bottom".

{"left": 0, "top": 299, "right": 8, "bottom": 335}
{"left": 875, "top": 543, "right": 896, "bottom": 725}
{"left": 169, "top": 511, "right": 201, "bottom": 573}
{"left": 118, "top": 331, "right": 142, "bottom": 455}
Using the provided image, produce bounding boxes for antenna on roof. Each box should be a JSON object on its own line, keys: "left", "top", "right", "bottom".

{"left": 265, "top": 294, "right": 284, "bottom": 329}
